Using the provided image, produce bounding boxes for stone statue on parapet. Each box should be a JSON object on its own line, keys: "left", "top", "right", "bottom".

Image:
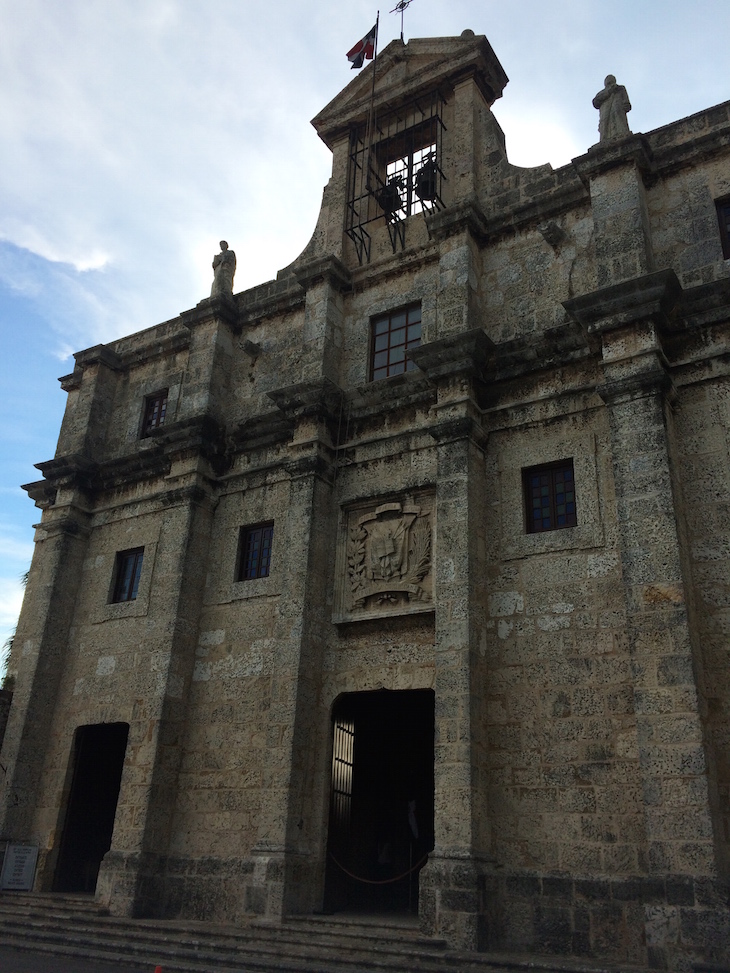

{"left": 211, "top": 240, "right": 236, "bottom": 298}
{"left": 593, "top": 75, "right": 632, "bottom": 142}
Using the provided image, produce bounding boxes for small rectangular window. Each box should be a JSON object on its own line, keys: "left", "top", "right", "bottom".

{"left": 142, "top": 390, "right": 168, "bottom": 437}
{"left": 523, "top": 460, "right": 577, "bottom": 533}
{"left": 717, "top": 198, "right": 730, "bottom": 260}
{"left": 112, "top": 548, "right": 144, "bottom": 603}
{"left": 237, "top": 523, "right": 274, "bottom": 581}
{"left": 370, "top": 304, "right": 421, "bottom": 382}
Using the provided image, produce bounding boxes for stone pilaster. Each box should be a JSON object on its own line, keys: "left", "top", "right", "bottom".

{"left": 566, "top": 271, "right": 729, "bottom": 967}
{"left": 56, "top": 345, "right": 122, "bottom": 457}
{"left": 294, "top": 256, "right": 351, "bottom": 386}
{"left": 96, "top": 479, "right": 218, "bottom": 917}
{"left": 0, "top": 494, "right": 90, "bottom": 880}
{"left": 428, "top": 207, "right": 487, "bottom": 340}
{"left": 573, "top": 136, "right": 655, "bottom": 288}
{"left": 179, "top": 298, "right": 238, "bottom": 426}
{"left": 247, "top": 380, "right": 341, "bottom": 919}
{"left": 410, "top": 331, "right": 493, "bottom": 949}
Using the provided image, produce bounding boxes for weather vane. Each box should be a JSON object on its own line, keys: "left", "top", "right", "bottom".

{"left": 390, "top": 0, "right": 415, "bottom": 42}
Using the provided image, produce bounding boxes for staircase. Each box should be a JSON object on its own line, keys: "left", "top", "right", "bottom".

{"left": 0, "top": 893, "right": 647, "bottom": 973}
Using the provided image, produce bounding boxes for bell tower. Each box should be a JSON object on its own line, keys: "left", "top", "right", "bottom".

{"left": 309, "top": 30, "right": 508, "bottom": 265}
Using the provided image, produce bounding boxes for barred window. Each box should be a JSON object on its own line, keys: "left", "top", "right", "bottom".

{"left": 237, "top": 523, "right": 274, "bottom": 581}
{"left": 142, "top": 390, "right": 168, "bottom": 437}
{"left": 370, "top": 305, "right": 421, "bottom": 381}
{"left": 111, "top": 548, "right": 144, "bottom": 603}
{"left": 523, "top": 460, "right": 577, "bottom": 533}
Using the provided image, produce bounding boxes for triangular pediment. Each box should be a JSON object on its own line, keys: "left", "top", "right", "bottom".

{"left": 312, "top": 32, "right": 509, "bottom": 149}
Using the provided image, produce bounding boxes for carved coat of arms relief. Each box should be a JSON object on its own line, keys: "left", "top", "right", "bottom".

{"left": 342, "top": 498, "right": 433, "bottom": 617}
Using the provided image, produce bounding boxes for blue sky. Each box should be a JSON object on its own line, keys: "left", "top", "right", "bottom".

{"left": 1, "top": 0, "right": 729, "bottom": 671}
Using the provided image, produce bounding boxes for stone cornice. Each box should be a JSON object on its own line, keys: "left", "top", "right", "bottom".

{"left": 489, "top": 321, "right": 596, "bottom": 382}
{"left": 598, "top": 366, "right": 675, "bottom": 407}
{"left": 679, "top": 276, "right": 730, "bottom": 331}
{"left": 285, "top": 451, "right": 337, "bottom": 485}
{"left": 267, "top": 378, "right": 345, "bottom": 425}
{"left": 426, "top": 199, "right": 490, "bottom": 245}
{"left": 294, "top": 255, "right": 351, "bottom": 293}
{"left": 31, "top": 415, "right": 230, "bottom": 493}
{"left": 180, "top": 296, "right": 239, "bottom": 331}
{"left": 229, "top": 412, "right": 294, "bottom": 453}
{"left": 60, "top": 344, "right": 123, "bottom": 390}
{"left": 428, "top": 415, "right": 488, "bottom": 450}
{"left": 73, "top": 344, "right": 123, "bottom": 372}
{"left": 34, "top": 449, "right": 171, "bottom": 495}
{"left": 114, "top": 324, "right": 191, "bottom": 369}
{"left": 235, "top": 276, "right": 305, "bottom": 327}
{"left": 22, "top": 479, "right": 58, "bottom": 509}
{"left": 349, "top": 373, "right": 435, "bottom": 421}
{"left": 31, "top": 513, "right": 93, "bottom": 540}
{"left": 409, "top": 328, "right": 495, "bottom": 383}
{"left": 563, "top": 269, "right": 683, "bottom": 336}
{"left": 571, "top": 134, "right": 654, "bottom": 187}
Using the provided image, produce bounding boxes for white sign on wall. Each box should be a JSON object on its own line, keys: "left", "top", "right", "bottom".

{"left": 1, "top": 843, "right": 39, "bottom": 891}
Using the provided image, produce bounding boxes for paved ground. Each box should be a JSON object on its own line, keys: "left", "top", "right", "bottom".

{"left": 0, "top": 948, "right": 149, "bottom": 973}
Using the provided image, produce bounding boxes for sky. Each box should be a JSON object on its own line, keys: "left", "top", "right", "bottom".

{"left": 1, "top": 0, "right": 728, "bottom": 672}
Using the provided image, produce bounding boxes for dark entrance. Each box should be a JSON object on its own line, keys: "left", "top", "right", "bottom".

{"left": 324, "top": 689, "right": 434, "bottom": 914}
{"left": 53, "top": 722, "right": 129, "bottom": 893}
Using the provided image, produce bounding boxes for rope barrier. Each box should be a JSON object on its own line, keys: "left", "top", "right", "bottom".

{"left": 328, "top": 851, "right": 429, "bottom": 886}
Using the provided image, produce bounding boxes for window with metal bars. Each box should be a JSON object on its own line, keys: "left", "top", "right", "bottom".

{"left": 346, "top": 91, "right": 445, "bottom": 263}
{"left": 330, "top": 719, "right": 354, "bottom": 840}
{"left": 237, "top": 522, "right": 274, "bottom": 581}
{"left": 111, "top": 548, "right": 144, "bottom": 603}
{"left": 380, "top": 119, "right": 438, "bottom": 220}
{"left": 717, "top": 198, "right": 730, "bottom": 259}
{"left": 523, "top": 460, "right": 577, "bottom": 533}
{"left": 142, "top": 390, "right": 168, "bottom": 437}
{"left": 370, "top": 304, "right": 422, "bottom": 381}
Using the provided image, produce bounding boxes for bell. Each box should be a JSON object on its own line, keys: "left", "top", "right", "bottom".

{"left": 376, "top": 177, "right": 404, "bottom": 216}
{"left": 414, "top": 162, "right": 438, "bottom": 202}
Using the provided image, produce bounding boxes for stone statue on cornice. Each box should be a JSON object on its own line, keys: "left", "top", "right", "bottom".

{"left": 593, "top": 75, "right": 632, "bottom": 142}
{"left": 211, "top": 240, "right": 236, "bottom": 298}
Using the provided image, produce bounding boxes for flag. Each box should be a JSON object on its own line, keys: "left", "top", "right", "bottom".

{"left": 347, "top": 23, "right": 377, "bottom": 69}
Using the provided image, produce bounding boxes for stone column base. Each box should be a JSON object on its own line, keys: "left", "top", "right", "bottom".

{"left": 418, "top": 855, "right": 490, "bottom": 950}
{"left": 247, "top": 850, "right": 322, "bottom": 920}
{"left": 96, "top": 850, "right": 162, "bottom": 918}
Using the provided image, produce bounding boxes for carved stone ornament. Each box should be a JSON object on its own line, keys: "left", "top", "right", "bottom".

{"left": 335, "top": 497, "right": 434, "bottom": 621}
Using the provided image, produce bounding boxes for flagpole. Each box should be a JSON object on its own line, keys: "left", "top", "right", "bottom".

{"left": 364, "top": 12, "right": 379, "bottom": 192}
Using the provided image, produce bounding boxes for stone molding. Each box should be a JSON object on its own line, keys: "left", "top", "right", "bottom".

{"left": 426, "top": 198, "right": 490, "bottom": 244}
{"left": 293, "top": 255, "right": 351, "bottom": 293}
{"left": 598, "top": 367, "right": 675, "bottom": 408}
{"left": 428, "top": 415, "right": 488, "bottom": 450}
{"left": 182, "top": 296, "right": 239, "bottom": 330}
{"left": 497, "top": 429, "right": 604, "bottom": 560}
{"left": 267, "top": 378, "right": 345, "bottom": 425}
{"left": 563, "top": 268, "right": 683, "bottom": 336}
{"left": 572, "top": 134, "right": 654, "bottom": 187}
{"left": 409, "top": 328, "right": 494, "bottom": 383}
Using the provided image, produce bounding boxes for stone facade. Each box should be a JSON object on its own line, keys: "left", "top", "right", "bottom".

{"left": 1, "top": 31, "right": 729, "bottom": 971}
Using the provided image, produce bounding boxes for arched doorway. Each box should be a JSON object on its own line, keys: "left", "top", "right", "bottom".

{"left": 53, "top": 722, "right": 129, "bottom": 893}
{"left": 324, "top": 689, "right": 434, "bottom": 914}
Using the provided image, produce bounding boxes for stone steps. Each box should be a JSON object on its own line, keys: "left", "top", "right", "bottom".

{"left": 0, "top": 893, "right": 647, "bottom": 973}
